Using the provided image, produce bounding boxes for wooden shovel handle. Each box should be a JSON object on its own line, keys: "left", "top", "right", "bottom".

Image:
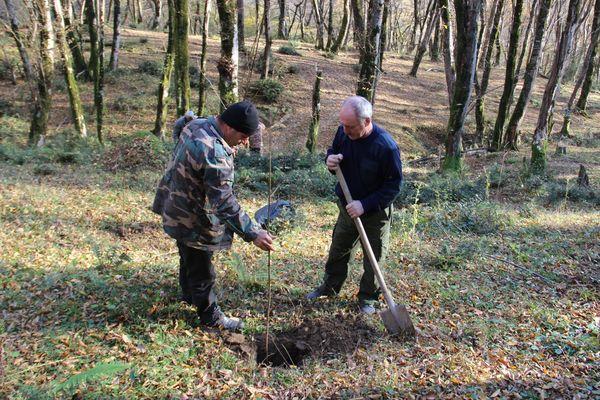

{"left": 335, "top": 168, "right": 397, "bottom": 309}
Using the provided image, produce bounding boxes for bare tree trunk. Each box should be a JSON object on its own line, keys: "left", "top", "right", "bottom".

{"left": 491, "top": 0, "right": 524, "bottom": 150}
{"left": 29, "top": 0, "right": 55, "bottom": 145}
{"left": 53, "top": 0, "right": 88, "bottom": 137}
{"left": 262, "top": 0, "right": 272, "bottom": 77}
{"left": 174, "top": 0, "right": 190, "bottom": 115}
{"left": 442, "top": 0, "right": 480, "bottom": 172}
{"left": 4, "top": 0, "right": 34, "bottom": 82}
{"left": 153, "top": 0, "right": 175, "bottom": 137}
{"left": 474, "top": 0, "right": 503, "bottom": 141}
{"left": 430, "top": 12, "right": 441, "bottom": 61}
{"left": 198, "top": 0, "right": 211, "bottom": 114}
{"left": 216, "top": 0, "right": 239, "bottom": 109}
{"left": 237, "top": 0, "right": 245, "bottom": 51}
{"left": 350, "top": 0, "right": 365, "bottom": 56}
{"left": 151, "top": 0, "right": 162, "bottom": 29}
{"left": 504, "top": 0, "right": 551, "bottom": 150}
{"left": 109, "top": 0, "right": 122, "bottom": 70}
{"left": 409, "top": 6, "right": 440, "bottom": 76}
{"left": 439, "top": 0, "right": 455, "bottom": 105}
{"left": 325, "top": 0, "right": 334, "bottom": 50}
{"left": 576, "top": 0, "right": 600, "bottom": 111}
{"left": 531, "top": 0, "right": 582, "bottom": 173}
{"left": 331, "top": 0, "right": 349, "bottom": 53}
{"left": 357, "top": 0, "right": 384, "bottom": 103}
{"left": 312, "top": 0, "right": 325, "bottom": 49}
{"left": 409, "top": 0, "right": 418, "bottom": 52}
{"left": 86, "top": 0, "right": 105, "bottom": 143}
{"left": 306, "top": 69, "right": 322, "bottom": 152}
{"left": 278, "top": 0, "right": 288, "bottom": 38}
{"left": 63, "top": 0, "right": 88, "bottom": 77}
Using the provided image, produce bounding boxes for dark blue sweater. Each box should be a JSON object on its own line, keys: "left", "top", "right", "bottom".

{"left": 326, "top": 123, "right": 402, "bottom": 214}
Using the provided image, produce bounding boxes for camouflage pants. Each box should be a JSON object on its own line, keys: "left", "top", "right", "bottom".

{"left": 177, "top": 241, "right": 219, "bottom": 322}
{"left": 322, "top": 202, "right": 392, "bottom": 302}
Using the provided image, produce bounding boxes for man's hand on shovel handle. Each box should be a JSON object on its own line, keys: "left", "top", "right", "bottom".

{"left": 345, "top": 201, "right": 364, "bottom": 218}
{"left": 253, "top": 230, "right": 275, "bottom": 251}
{"left": 326, "top": 154, "right": 344, "bottom": 170}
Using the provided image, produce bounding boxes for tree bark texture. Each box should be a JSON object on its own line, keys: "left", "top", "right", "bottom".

{"left": 350, "top": 0, "right": 365, "bottom": 57}
{"left": 326, "top": 0, "right": 334, "bottom": 50}
{"left": 439, "top": 0, "right": 455, "bottom": 105}
{"left": 491, "top": 0, "right": 523, "bottom": 150}
{"left": 474, "top": 0, "right": 503, "bottom": 140}
{"left": 53, "top": 0, "right": 88, "bottom": 137}
{"left": 153, "top": 0, "right": 176, "bottom": 137}
{"left": 262, "top": 0, "right": 272, "bottom": 78}
{"left": 29, "top": 0, "right": 55, "bottom": 145}
{"left": 237, "top": 0, "right": 245, "bottom": 50}
{"left": 216, "top": 0, "right": 239, "bottom": 109}
{"left": 173, "top": 0, "right": 191, "bottom": 115}
{"left": 198, "top": 0, "right": 211, "bottom": 114}
{"left": 4, "top": 0, "right": 34, "bottom": 82}
{"left": 331, "top": 0, "right": 350, "bottom": 53}
{"left": 109, "top": 0, "right": 122, "bottom": 70}
{"left": 306, "top": 70, "right": 322, "bottom": 152}
{"left": 63, "top": 0, "right": 88, "bottom": 77}
{"left": 357, "top": 0, "right": 384, "bottom": 103}
{"left": 312, "top": 0, "right": 325, "bottom": 49}
{"left": 409, "top": 6, "right": 440, "bottom": 77}
{"left": 504, "top": 0, "right": 551, "bottom": 150}
{"left": 442, "top": 0, "right": 481, "bottom": 172}
{"left": 531, "top": 0, "right": 581, "bottom": 173}
{"left": 278, "top": 0, "right": 288, "bottom": 38}
{"left": 576, "top": 0, "right": 600, "bottom": 111}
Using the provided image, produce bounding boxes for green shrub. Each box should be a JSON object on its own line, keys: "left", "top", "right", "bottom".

{"left": 0, "top": 99, "right": 14, "bottom": 118}
{"left": 248, "top": 79, "right": 284, "bottom": 103}
{"left": 139, "top": 37, "right": 149, "bottom": 44}
{"left": 287, "top": 64, "right": 300, "bottom": 74}
{"left": 486, "top": 164, "right": 509, "bottom": 188}
{"left": 278, "top": 45, "right": 301, "bottom": 56}
{"left": 546, "top": 181, "right": 599, "bottom": 205}
{"left": 352, "top": 63, "right": 362, "bottom": 73}
{"left": 396, "top": 173, "right": 486, "bottom": 206}
{"left": 33, "top": 163, "right": 58, "bottom": 176}
{"left": 111, "top": 95, "right": 149, "bottom": 112}
{"left": 323, "top": 51, "right": 336, "bottom": 60}
{"left": 101, "top": 131, "right": 171, "bottom": 172}
{"left": 137, "top": 60, "right": 163, "bottom": 77}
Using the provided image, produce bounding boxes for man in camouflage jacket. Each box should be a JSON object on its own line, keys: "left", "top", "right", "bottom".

{"left": 153, "top": 101, "right": 274, "bottom": 331}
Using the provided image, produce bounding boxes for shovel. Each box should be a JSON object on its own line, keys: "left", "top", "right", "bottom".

{"left": 335, "top": 168, "right": 416, "bottom": 339}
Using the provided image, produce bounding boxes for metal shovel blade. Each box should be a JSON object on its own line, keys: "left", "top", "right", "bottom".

{"left": 380, "top": 304, "right": 416, "bottom": 339}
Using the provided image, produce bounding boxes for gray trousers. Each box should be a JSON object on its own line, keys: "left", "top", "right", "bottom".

{"left": 322, "top": 202, "right": 392, "bottom": 302}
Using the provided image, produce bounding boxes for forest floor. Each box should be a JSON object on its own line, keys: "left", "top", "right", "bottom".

{"left": 0, "top": 29, "right": 599, "bottom": 399}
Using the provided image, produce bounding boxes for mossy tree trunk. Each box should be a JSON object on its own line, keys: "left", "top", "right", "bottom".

{"left": 306, "top": 70, "right": 322, "bottom": 153}
{"left": 29, "top": 0, "right": 55, "bottom": 146}
{"left": 475, "top": 0, "right": 504, "bottom": 142}
{"left": 216, "top": 0, "right": 239, "bottom": 110}
{"left": 438, "top": 0, "right": 455, "bottom": 105}
{"left": 504, "top": 0, "right": 550, "bottom": 150}
{"left": 575, "top": 0, "right": 600, "bottom": 112}
{"left": 357, "top": 0, "right": 384, "bottom": 103}
{"left": 531, "top": 0, "right": 581, "bottom": 174}
{"left": 174, "top": 0, "right": 190, "bottom": 115}
{"left": 109, "top": 0, "right": 122, "bottom": 70}
{"left": 63, "top": 0, "right": 88, "bottom": 78}
{"left": 442, "top": 0, "right": 480, "bottom": 172}
{"left": 198, "top": 0, "right": 211, "bottom": 115}
{"left": 86, "top": 0, "right": 105, "bottom": 144}
{"left": 53, "top": 0, "right": 88, "bottom": 138}
{"left": 490, "top": 0, "right": 523, "bottom": 151}
{"left": 331, "top": 0, "right": 350, "bottom": 53}
{"left": 237, "top": 0, "right": 245, "bottom": 51}
{"left": 153, "top": 0, "right": 176, "bottom": 138}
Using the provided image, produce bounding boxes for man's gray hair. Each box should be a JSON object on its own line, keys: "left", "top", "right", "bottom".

{"left": 342, "top": 96, "right": 373, "bottom": 121}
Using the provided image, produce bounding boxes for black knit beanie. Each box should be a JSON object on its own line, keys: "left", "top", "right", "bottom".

{"left": 220, "top": 101, "right": 260, "bottom": 136}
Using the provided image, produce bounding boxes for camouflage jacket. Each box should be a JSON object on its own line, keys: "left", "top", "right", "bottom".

{"left": 153, "top": 117, "right": 259, "bottom": 251}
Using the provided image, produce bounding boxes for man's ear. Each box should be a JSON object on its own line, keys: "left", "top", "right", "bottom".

{"left": 364, "top": 117, "right": 371, "bottom": 126}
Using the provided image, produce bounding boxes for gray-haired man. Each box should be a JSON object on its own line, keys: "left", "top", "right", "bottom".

{"left": 306, "top": 96, "right": 403, "bottom": 314}
{"left": 172, "top": 110, "right": 197, "bottom": 143}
